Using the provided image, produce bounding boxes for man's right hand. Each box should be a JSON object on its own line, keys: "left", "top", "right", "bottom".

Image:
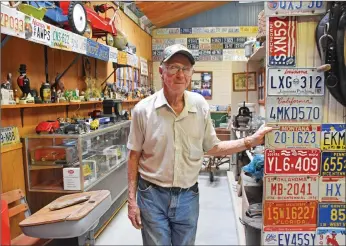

{"left": 128, "top": 202, "right": 142, "bottom": 229}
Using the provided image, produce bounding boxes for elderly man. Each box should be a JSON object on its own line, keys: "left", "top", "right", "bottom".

{"left": 127, "top": 44, "right": 271, "bottom": 245}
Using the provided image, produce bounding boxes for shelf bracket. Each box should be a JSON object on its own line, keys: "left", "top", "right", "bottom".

{"left": 53, "top": 54, "right": 81, "bottom": 89}
{"left": 101, "top": 69, "right": 115, "bottom": 86}
{"left": 66, "top": 105, "right": 69, "bottom": 118}
{"left": 1, "top": 35, "right": 12, "bottom": 48}
{"left": 20, "top": 108, "right": 24, "bottom": 127}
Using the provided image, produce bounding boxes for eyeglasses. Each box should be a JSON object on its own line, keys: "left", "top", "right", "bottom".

{"left": 164, "top": 65, "right": 194, "bottom": 76}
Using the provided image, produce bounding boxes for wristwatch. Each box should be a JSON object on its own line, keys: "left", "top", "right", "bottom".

{"left": 244, "top": 137, "right": 252, "bottom": 150}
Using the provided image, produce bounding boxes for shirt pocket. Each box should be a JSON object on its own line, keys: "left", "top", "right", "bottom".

{"left": 188, "top": 136, "right": 204, "bottom": 161}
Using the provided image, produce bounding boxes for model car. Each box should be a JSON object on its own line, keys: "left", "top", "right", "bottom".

{"left": 14, "top": 1, "right": 87, "bottom": 35}
{"left": 62, "top": 122, "right": 89, "bottom": 134}
{"left": 35, "top": 120, "right": 60, "bottom": 134}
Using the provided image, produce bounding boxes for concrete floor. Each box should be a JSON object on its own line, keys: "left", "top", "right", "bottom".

{"left": 96, "top": 175, "right": 239, "bottom": 245}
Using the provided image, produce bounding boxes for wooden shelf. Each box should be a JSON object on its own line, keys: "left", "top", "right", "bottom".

{"left": 69, "top": 101, "right": 102, "bottom": 105}
{"left": 248, "top": 46, "right": 266, "bottom": 62}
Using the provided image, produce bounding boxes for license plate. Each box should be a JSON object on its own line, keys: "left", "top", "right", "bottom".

{"left": 265, "top": 176, "right": 318, "bottom": 201}
{"left": 264, "top": 201, "right": 318, "bottom": 226}
{"left": 266, "top": 96, "right": 323, "bottom": 123}
{"left": 319, "top": 177, "right": 345, "bottom": 203}
{"left": 318, "top": 203, "right": 346, "bottom": 227}
{"left": 269, "top": 17, "right": 296, "bottom": 66}
{"left": 316, "top": 227, "right": 346, "bottom": 246}
{"left": 267, "top": 68, "right": 324, "bottom": 96}
{"left": 263, "top": 227, "right": 316, "bottom": 246}
{"left": 321, "top": 124, "right": 345, "bottom": 151}
{"left": 321, "top": 152, "right": 346, "bottom": 176}
{"left": 265, "top": 1, "right": 327, "bottom": 16}
{"left": 0, "top": 126, "right": 20, "bottom": 146}
{"left": 265, "top": 149, "right": 320, "bottom": 175}
{"left": 265, "top": 124, "right": 321, "bottom": 149}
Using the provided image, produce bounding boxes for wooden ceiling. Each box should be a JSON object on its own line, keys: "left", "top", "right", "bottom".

{"left": 135, "top": 1, "right": 230, "bottom": 28}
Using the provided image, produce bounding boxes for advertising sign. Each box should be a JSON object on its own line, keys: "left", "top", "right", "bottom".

{"left": 266, "top": 96, "right": 323, "bottom": 123}
{"left": 265, "top": 124, "right": 321, "bottom": 149}
{"left": 265, "top": 149, "right": 320, "bottom": 175}
{"left": 140, "top": 57, "right": 148, "bottom": 76}
{"left": 263, "top": 227, "right": 316, "bottom": 246}
{"left": 25, "top": 15, "right": 51, "bottom": 45}
{"left": 265, "top": 175, "right": 318, "bottom": 200}
{"left": 316, "top": 227, "right": 346, "bottom": 246}
{"left": 265, "top": 1, "right": 327, "bottom": 17}
{"left": 321, "top": 124, "right": 346, "bottom": 151}
{"left": 264, "top": 201, "right": 318, "bottom": 226}
{"left": 86, "top": 39, "right": 109, "bottom": 61}
{"left": 320, "top": 152, "right": 346, "bottom": 176}
{"left": 318, "top": 203, "right": 346, "bottom": 227}
{"left": 319, "top": 176, "right": 345, "bottom": 203}
{"left": 0, "top": 4, "right": 25, "bottom": 38}
{"left": 269, "top": 16, "right": 296, "bottom": 66}
{"left": 267, "top": 68, "right": 324, "bottom": 96}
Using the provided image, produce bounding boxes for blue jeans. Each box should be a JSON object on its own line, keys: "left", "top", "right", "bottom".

{"left": 137, "top": 177, "right": 199, "bottom": 246}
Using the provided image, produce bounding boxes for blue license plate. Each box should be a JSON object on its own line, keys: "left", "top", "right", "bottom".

{"left": 318, "top": 203, "right": 346, "bottom": 227}
{"left": 321, "top": 152, "right": 346, "bottom": 176}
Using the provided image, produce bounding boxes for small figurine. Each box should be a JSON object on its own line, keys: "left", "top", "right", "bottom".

{"left": 17, "top": 64, "right": 33, "bottom": 103}
{"left": 1, "top": 73, "right": 16, "bottom": 105}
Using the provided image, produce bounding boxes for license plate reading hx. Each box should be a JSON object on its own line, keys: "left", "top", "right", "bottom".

{"left": 265, "top": 176, "right": 318, "bottom": 201}
{"left": 321, "top": 152, "right": 346, "bottom": 176}
{"left": 265, "top": 124, "right": 321, "bottom": 149}
{"left": 266, "top": 96, "right": 323, "bottom": 123}
{"left": 321, "top": 124, "right": 345, "bottom": 151}
{"left": 265, "top": 149, "right": 320, "bottom": 175}
{"left": 264, "top": 201, "right": 317, "bottom": 226}
{"left": 318, "top": 203, "right": 346, "bottom": 227}
{"left": 319, "top": 176, "right": 345, "bottom": 203}
{"left": 263, "top": 227, "right": 316, "bottom": 246}
{"left": 267, "top": 68, "right": 324, "bottom": 96}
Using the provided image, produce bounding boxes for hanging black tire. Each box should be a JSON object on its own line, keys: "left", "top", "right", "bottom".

{"left": 209, "top": 171, "right": 214, "bottom": 182}
{"left": 68, "top": 1, "right": 87, "bottom": 35}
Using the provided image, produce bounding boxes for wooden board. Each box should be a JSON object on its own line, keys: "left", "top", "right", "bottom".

{"left": 19, "top": 190, "right": 110, "bottom": 227}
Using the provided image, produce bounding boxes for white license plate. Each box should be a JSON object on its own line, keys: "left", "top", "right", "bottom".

{"left": 266, "top": 96, "right": 323, "bottom": 123}
{"left": 316, "top": 228, "right": 346, "bottom": 246}
{"left": 265, "top": 124, "right": 321, "bottom": 149}
{"left": 263, "top": 227, "right": 316, "bottom": 246}
{"left": 265, "top": 1, "right": 327, "bottom": 17}
{"left": 265, "top": 176, "right": 318, "bottom": 200}
{"left": 319, "top": 176, "right": 345, "bottom": 203}
{"left": 267, "top": 68, "right": 324, "bottom": 96}
{"left": 0, "top": 126, "right": 20, "bottom": 146}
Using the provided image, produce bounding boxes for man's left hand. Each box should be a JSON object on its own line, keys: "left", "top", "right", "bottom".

{"left": 249, "top": 126, "right": 273, "bottom": 146}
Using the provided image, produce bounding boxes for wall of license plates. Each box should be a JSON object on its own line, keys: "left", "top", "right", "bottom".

{"left": 262, "top": 1, "right": 345, "bottom": 246}
{"left": 152, "top": 26, "right": 258, "bottom": 62}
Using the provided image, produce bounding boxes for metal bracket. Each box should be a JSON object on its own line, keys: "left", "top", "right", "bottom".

{"left": 54, "top": 54, "right": 81, "bottom": 87}
{"left": 1, "top": 35, "right": 12, "bottom": 48}
{"left": 101, "top": 69, "right": 116, "bottom": 86}
{"left": 20, "top": 108, "right": 24, "bottom": 127}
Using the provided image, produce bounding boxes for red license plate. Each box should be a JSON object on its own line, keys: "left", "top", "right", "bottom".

{"left": 264, "top": 175, "right": 319, "bottom": 201}
{"left": 269, "top": 16, "right": 297, "bottom": 66}
{"left": 265, "top": 149, "right": 321, "bottom": 174}
{"left": 264, "top": 201, "right": 318, "bottom": 226}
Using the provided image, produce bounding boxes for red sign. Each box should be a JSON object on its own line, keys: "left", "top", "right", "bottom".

{"left": 264, "top": 201, "right": 318, "bottom": 226}
{"left": 265, "top": 149, "right": 320, "bottom": 174}
{"left": 269, "top": 16, "right": 296, "bottom": 66}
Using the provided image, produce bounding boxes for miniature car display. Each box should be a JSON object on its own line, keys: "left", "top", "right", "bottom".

{"left": 35, "top": 120, "right": 60, "bottom": 134}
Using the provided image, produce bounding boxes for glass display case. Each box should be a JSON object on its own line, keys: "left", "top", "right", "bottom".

{"left": 23, "top": 121, "right": 130, "bottom": 193}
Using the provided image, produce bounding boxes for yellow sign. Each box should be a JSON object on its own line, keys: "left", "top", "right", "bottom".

{"left": 1, "top": 126, "right": 20, "bottom": 146}
{"left": 83, "top": 163, "right": 92, "bottom": 177}
{"left": 240, "top": 26, "right": 258, "bottom": 34}
{"left": 118, "top": 51, "right": 127, "bottom": 65}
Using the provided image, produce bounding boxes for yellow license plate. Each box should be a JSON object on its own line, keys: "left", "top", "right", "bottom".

{"left": 0, "top": 126, "right": 20, "bottom": 146}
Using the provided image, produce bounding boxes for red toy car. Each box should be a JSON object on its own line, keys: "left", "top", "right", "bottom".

{"left": 83, "top": 3, "right": 120, "bottom": 47}
{"left": 35, "top": 120, "right": 60, "bottom": 134}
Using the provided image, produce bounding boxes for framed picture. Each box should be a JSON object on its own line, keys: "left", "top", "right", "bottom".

{"left": 190, "top": 71, "right": 213, "bottom": 100}
{"left": 232, "top": 72, "right": 257, "bottom": 92}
